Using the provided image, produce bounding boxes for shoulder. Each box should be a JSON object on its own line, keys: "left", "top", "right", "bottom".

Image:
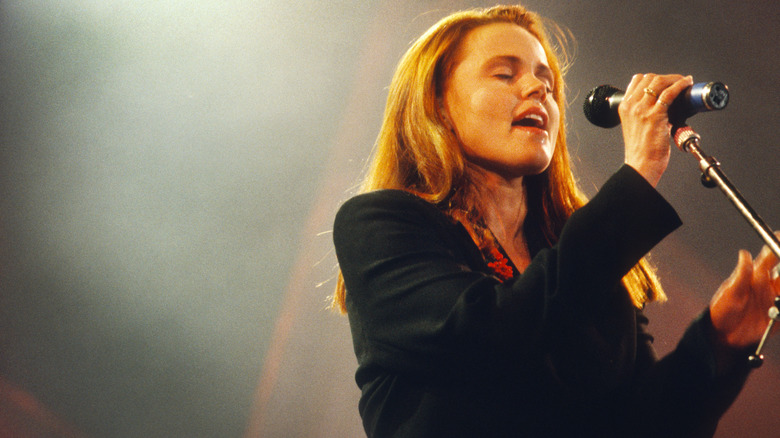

{"left": 338, "top": 189, "right": 435, "bottom": 212}
{"left": 335, "top": 189, "right": 449, "bottom": 229}
{"left": 333, "top": 190, "right": 473, "bottom": 260}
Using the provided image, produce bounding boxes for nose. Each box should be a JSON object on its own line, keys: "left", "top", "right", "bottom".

{"left": 519, "top": 74, "right": 548, "bottom": 101}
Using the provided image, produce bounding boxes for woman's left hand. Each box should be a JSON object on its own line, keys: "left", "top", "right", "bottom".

{"left": 619, "top": 73, "right": 693, "bottom": 187}
{"left": 710, "top": 233, "right": 780, "bottom": 349}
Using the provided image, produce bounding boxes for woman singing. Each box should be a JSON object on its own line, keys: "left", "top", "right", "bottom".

{"left": 331, "top": 4, "right": 779, "bottom": 437}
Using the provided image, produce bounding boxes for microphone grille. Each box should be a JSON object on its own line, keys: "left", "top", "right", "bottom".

{"left": 583, "top": 85, "right": 621, "bottom": 128}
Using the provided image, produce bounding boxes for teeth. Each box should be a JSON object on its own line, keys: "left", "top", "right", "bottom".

{"left": 513, "top": 113, "right": 544, "bottom": 128}
{"left": 525, "top": 114, "right": 543, "bottom": 125}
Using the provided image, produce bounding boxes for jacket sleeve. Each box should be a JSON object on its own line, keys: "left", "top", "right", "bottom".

{"left": 334, "top": 165, "right": 682, "bottom": 386}
{"left": 630, "top": 308, "right": 754, "bottom": 437}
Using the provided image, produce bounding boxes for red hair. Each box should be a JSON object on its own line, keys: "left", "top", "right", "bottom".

{"left": 332, "top": 5, "right": 664, "bottom": 313}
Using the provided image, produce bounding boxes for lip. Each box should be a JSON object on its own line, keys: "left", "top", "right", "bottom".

{"left": 511, "top": 104, "right": 549, "bottom": 132}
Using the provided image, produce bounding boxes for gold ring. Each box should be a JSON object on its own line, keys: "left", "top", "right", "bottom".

{"left": 643, "top": 87, "right": 659, "bottom": 99}
{"left": 658, "top": 99, "right": 670, "bottom": 107}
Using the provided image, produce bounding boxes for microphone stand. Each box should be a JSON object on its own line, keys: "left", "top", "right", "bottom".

{"left": 673, "top": 124, "right": 780, "bottom": 368}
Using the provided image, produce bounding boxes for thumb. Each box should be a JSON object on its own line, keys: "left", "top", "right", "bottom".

{"left": 710, "top": 250, "right": 755, "bottom": 342}
{"left": 728, "top": 250, "right": 754, "bottom": 293}
{"left": 714, "top": 250, "right": 753, "bottom": 303}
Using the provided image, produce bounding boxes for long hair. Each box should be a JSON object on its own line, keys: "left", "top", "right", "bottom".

{"left": 332, "top": 5, "right": 665, "bottom": 313}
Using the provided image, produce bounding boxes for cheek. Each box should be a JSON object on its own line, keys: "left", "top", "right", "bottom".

{"left": 449, "top": 91, "right": 513, "bottom": 143}
{"left": 547, "top": 104, "right": 561, "bottom": 141}
{"left": 471, "top": 88, "right": 514, "bottom": 118}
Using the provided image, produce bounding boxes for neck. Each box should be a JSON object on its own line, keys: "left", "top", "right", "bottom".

{"left": 472, "top": 169, "right": 532, "bottom": 270}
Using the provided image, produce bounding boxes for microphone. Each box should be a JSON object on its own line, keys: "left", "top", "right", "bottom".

{"left": 583, "top": 82, "right": 729, "bottom": 128}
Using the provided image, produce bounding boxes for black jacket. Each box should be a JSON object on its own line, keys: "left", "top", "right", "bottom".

{"left": 333, "top": 165, "right": 752, "bottom": 438}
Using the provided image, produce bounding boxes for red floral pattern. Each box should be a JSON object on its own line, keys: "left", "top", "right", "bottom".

{"left": 486, "top": 247, "right": 514, "bottom": 281}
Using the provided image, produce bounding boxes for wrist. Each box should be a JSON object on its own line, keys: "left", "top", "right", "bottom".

{"left": 624, "top": 160, "right": 663, "bottom": 188}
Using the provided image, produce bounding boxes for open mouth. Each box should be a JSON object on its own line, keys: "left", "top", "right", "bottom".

{"left": 512, "top": 113, "right": 545, "bottom": 129}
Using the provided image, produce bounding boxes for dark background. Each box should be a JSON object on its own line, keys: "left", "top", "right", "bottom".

{"left": 0, "top": 1, "right": 777, "bottom": 437}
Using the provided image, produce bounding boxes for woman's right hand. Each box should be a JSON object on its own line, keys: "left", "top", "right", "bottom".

{"left": 710, "top": 234, "right": 780, "bottom": 350}
{"left": 619, "top": 73, "right": 693, "bottom": 187}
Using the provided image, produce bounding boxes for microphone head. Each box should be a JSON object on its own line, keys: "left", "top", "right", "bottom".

{"left": 583, "top": 85, "right": 621, "bottom": 128}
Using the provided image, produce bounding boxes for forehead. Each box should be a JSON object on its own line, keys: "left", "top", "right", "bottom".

{"left": 455, "top": 22, "right": 547, "bottom": 67}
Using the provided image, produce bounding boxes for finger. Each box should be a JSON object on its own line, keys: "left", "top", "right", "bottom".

{"left": 641, "top": 75, "right": 669, "bottom": 104}
{"left": 639, "top": 75, "right": 671, "bottom": 106}
{"left": 755, "top": 242, "right": 779, "bottom": 274}
{"left": 624, "top": 74, "right": 647, "bottom": 100}
{"left": 656, "top": 75, "right": 694, "bottom": 108}
{"left": 710, "top": 250, "right": 756, "bottom": 345}
{"left": 770, "top": 231, "right": 780, "bottom": 285}
{"left": 622, "top": 74, "right": 684, "bottom": 118}
{"left": 752, "top": 251, "right": 774, "bottom": 301}
{"left": 755, "top": 236, "right": 780, "bottom": 278}
{"left": 727, "top": 249, "right": 754, "bottom": 297}
{"left": 754, "top": 239, "right": 780, "bottom": 295}
{"left": 642, "top": 75, "right": 686, "bottom": 105}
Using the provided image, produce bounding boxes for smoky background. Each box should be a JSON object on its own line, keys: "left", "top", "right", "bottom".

{"left": 0, "top": 1, "right": 777, "bottom": 437}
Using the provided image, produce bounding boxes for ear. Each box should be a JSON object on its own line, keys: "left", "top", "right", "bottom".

{"left": 438, "top": 97, "right": 454, "bottom": 131}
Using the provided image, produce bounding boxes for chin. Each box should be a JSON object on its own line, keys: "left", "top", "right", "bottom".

{"left": 521, "top": 155, "right": 554, "bottom": 176}
{"left": 466, "top": 152, "right": 553, "bottom": 180}
{"left": 496, "top": 161, "right": 551, "bottom": 181}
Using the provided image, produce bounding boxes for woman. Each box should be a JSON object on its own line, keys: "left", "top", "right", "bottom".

{"left": 332, "top": 5, "right": 779, "bottom": 437}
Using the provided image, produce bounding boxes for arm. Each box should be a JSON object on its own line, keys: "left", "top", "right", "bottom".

{"left": 630, "top": 238, "right": 780, "bottom": 437}
{"left": 632, "top": 309, "right": 754, "bottom": 438}
{"left": 627, "top": 239, "right": 780, "bottom": 436}
{"left": 334, "top": 166, "right": 681, "bottom": 385}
